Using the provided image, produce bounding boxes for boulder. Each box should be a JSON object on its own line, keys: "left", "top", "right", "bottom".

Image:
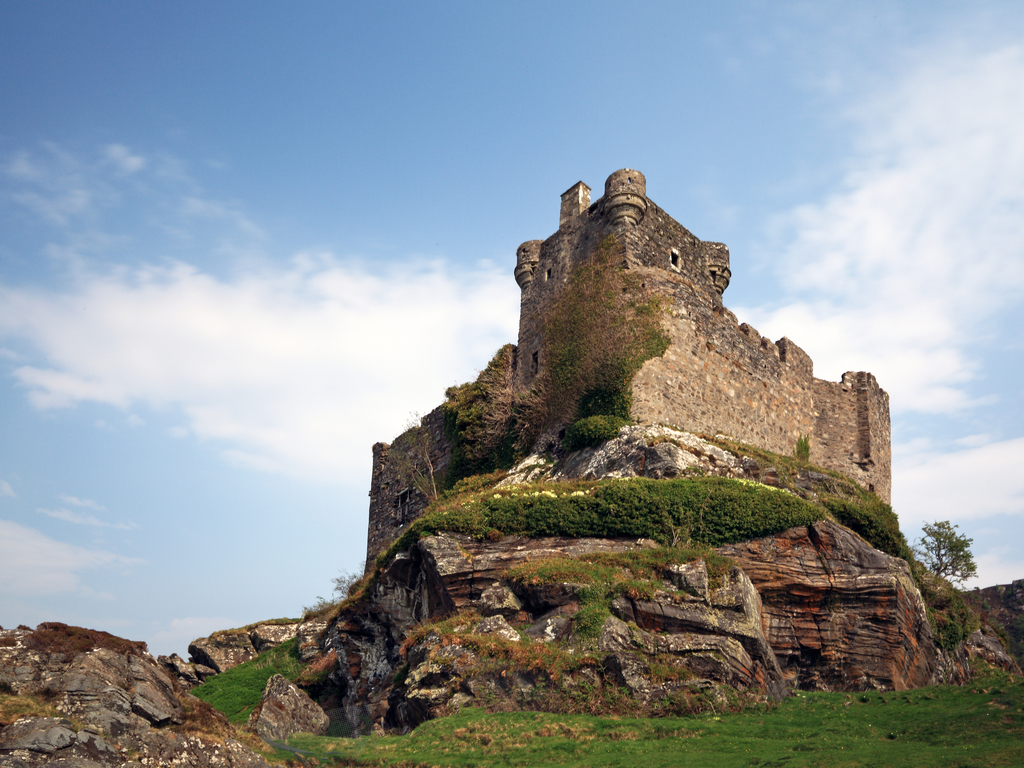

{"left": 717, "top": 520, "right": 942, "bottom": 691}
{"left": 966, "top": 629, "right": 1021, "bottom": 673}
{"left": 248, "top": 623, "right": 300, "bottom": 653}
{"left": 295, "top": 619, "right": 329, "bottom": 663}
{"left": 248, "top": 674, "right": 328, "bottom": 742}
{"left": 498, "top": 425, "right": 745, "bottom": 486}
{"left": 188, "top": 632, "right": 257, "bottom": 674}
{"left": 0, "top": 625, "right": 273, "bottom": 768}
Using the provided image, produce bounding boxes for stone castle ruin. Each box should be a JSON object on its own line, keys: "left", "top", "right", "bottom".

{"left": 366, "top": 169, "right": 890, "bottom": 566}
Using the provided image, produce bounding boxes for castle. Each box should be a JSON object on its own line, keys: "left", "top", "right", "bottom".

{"left": 365, "top": 169, "right": 891, "bottom": 566}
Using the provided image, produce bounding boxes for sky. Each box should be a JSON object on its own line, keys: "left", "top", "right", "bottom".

{"left": 1, "top": 1, "right": 1023, "bottom": 657}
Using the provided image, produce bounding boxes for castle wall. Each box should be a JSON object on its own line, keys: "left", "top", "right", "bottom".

{"left": 630, "top": 267, "right": 818, "bottom": 460}
{"left": 365, "top": 407, "right": 451, "bottom": 569}
{"left": 812, "top": 373, "right": 892, "bottom": 502}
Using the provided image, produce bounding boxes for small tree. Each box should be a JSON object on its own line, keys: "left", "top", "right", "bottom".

{"left": 794, "top": 434, "right": 810, "bottom": 462}
{"left": 392, "top": 414, "right": 439, "bottom": 501}
{"left": 914, "top": 520, "right": 978, "bottom": 586}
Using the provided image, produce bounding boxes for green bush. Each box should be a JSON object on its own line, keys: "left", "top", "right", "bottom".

{"left": 794, "top": 434, "right": 810, "bottom": 461}
{"left": 563, "top": 415, "right": 629, "bottom": 451}
{"left": 821, "top": 496, "right": 912, "bottom": 561}
{"left": 380, "top": 476, "right": 827, "bottom": 566}
{"left": 442, "top": 345, "right": 521, "bottom": 488}
{"left": 578, "top": 387, "right": 633, "bottom": 421}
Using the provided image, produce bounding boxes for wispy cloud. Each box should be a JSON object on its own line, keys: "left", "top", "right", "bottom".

{"left": 104, "top": 144, "right": 146, "bottom": 174}
{"left": 893, "top": 437, "right": 1024, "bottom": 523}
{"left": 0, "top": 480, "right": 15, "bottom": 498}
{"left": 0, "top": 519, "right": 140, "bottom": 595}
{"left": 58, "top": 494, "right": 106, "bottom": 511}
{"left": 37, "top": 507, "right": 133, "bottom": 530}
{"left": 0, "top": 256, "right": 517, "bottom": 482}
{"left": 739, "top": 44, "right": 1024, "bottom": 413}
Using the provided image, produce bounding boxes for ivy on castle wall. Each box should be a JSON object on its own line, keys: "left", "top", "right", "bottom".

{"left": 440, "top": 237, "right": 670, "bottom": 489}
{"left": 535, "top": 235, "right": 670, "bottom": 429}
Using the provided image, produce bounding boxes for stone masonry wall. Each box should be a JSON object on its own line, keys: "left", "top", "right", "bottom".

{"left": 812, "top": 373, "right": 892, "bottom": 502}
{"left": 630, "top": 267, "right": 818, "bottom": 460}
{"left": 365, "top": 407, "right": 451, "bottom": 569}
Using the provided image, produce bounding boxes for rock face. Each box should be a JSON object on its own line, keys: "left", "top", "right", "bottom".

{"left": 188, "top": 632, "right": 259, "bottom": 675}
{"left": 186, "top": 621, "right": 303, "bottom": 677}
{"left": 248, "top": 674, "right": 328, "bottom": 742}
{"left": 330, "top": 533, "right": 787, "bottom": 730}
{"left": 717, "top": 520, "right": 951, "bottom": 691}
{"left": 498, "top": 425, "right": 746, "bottom": 486}
{"left": 966, "top": 630, "right": 1021, "bottom": 673}
{"left": 0, "top": 625, "right": 272, "bottom": 768}
{"left": 327, "top": 514, "right": 1018, "bottom": 730}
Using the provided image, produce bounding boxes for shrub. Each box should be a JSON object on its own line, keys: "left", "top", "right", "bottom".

{"left": 379, "top": 476, "right": 827, "bottom": 567}
{"left": 821, "top": 496, "right": 912, "bottom": 561}
{"left": 794, "top": 434, "right": 810, "bottom": 461}
{"left": 442, "top": 345, "right": 521, "bottom": 488}
{"left": 563, "top": 415, "right": 629, "bottom": 451}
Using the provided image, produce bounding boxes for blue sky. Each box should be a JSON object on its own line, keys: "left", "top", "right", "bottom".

{"left": 2, "top": 1, "right": 1023, "bottom": 656}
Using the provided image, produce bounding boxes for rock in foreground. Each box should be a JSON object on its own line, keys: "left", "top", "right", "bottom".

{"left": 0, "top": 624, "right": 273, "bottom": 768}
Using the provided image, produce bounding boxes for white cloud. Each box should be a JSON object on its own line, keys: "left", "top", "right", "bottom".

{"left": 0, "top": 480, "right": 15, "bottom": 498}
{"left": 147, "top": 616, "right": 237, "bottom": 657}
{"left": 893, "top": 437, "right": 1024, "bottom": 524}
{"left": 104, "top": 144, "right": 146, "bottom": 174}
{"left": 963, "top": 546, "right": 1024, "bottom": 590}
{"left": 0, "top": 519, "right": 140, "bottom": 595}
{"left": 37, "top": 507, "right": 132, "bottom": 530}
{"left": 739, "top": 44, "right": 1024, "bottom": 413}
{"left": 0, "top": 257, "right": 518, "bottom": 482}
{"left": 58, "top": 494, "right": 106, "bottom": 511}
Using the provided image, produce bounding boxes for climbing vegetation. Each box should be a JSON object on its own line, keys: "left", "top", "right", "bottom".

{"left": 530, "top": 235, "right": 670, "bottom": 431}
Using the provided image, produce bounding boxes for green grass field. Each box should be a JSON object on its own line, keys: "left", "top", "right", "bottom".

{"left": 276, "top": 666, "right": 1022, "bottom": 767}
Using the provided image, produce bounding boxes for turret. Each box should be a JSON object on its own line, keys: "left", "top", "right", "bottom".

{"left": 604, "top": 169, "right": 648, "bottom": 227}
{"left": 514, "top": 240, "right": 543, "bottom": 289}
{"left": 701, "top": 242, "right": 731, "bottom": 296}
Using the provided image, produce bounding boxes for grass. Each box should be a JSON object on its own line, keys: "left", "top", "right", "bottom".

{"left": 280, "top": 665, "right": 1024, "bottom": 767}
{"left": 190, "top": 638, "right": 307, "bottom": 725}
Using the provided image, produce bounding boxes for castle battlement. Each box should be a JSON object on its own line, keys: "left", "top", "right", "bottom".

{"left": 365, "top": 169, "right": 891, "bottom": 567}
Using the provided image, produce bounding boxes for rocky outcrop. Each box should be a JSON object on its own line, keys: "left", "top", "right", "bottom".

{"left": 188, "top": 632, "right": 259, "bottom": 675}
{"left": 248, "top": 674, "right": 328, "bottom": 742}
{"left": 249, "top": 623, "right": 299, "bottom": 653}
{"left": 328, "top": 533, "right": 788, "bottom": 730}
{"left": 0, "top": 625, "right": 272, "bottom": 768}
{"left": 717, "top": 520, "right": 949, "bottom": 691}
{"left": 498, "top": 425, "right": 746, "bottom": 486}
{"left": 966, "top": 629, "right": 1021, "bottom": 673}
{"left": 186, "top": 621, "right": 303, "bottom": 677}
{"left": 158, "top": 652, "right": 217, "bottom": 691}
{"left": 608, "top": 565, "right": 787, "bottom": 700}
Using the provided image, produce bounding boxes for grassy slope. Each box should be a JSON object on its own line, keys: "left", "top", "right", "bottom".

{"left": 190, "top": 638, "right": 305, "bottom": 725}
{"left": 285, "top": 666, "right": 1023, "bottom": 767}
